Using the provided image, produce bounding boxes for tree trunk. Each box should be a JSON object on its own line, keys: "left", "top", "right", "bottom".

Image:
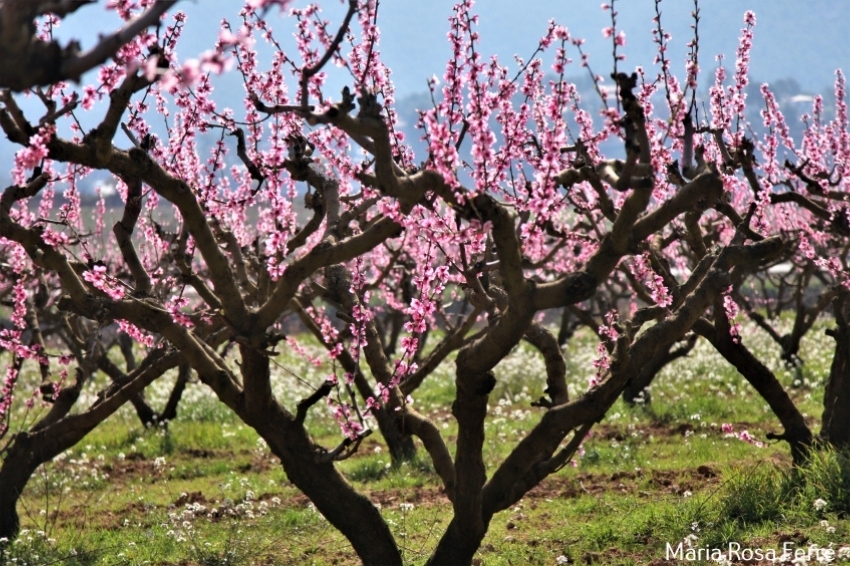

{"left": 128, "top": 392, "right": 158, "bottom": 426}
{"left": 427, "top": 369, "right": 495, "bottom": 566}
{"left": 264, "top": 418, "right": 403, "bottom": 565}
{"left": 118, "top": 373, "right": 189, "bottom": 428}
{"left": 159, "top": 362, "right": 191, "bottom": 423}
{"left": 622, "top": 334, "right": 697, "bottom": 405}
{"left": 0, "top": 425, "right": 100, "bottom": 540}
{"left": 822, "top": 290, "right": 850, "bottom": 449}
{"left": 377, "top": 409, "right": 417, "bottom": 463}
{"left": 238, "top": 347, "right": 403, "bottom": 565}
{"left": 428, "top": 515, "right": 490, "bottom": 566}
{"left": 0, "top": 351, "right": 179, "bottom": 541}
{"left": 0, "top": 434, "right": 40, "bottom": 541}
{"left": 695, "top": 319, "right": 813, "bottom": 463}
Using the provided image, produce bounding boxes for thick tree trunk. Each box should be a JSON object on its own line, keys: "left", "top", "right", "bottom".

{"left": 695, "top": 319, "right": 813, "bottom": 463}
{"left": 428, "top": 515, "right": 490, "bottom": 566}
{"left": 822, "top": 291, "right": 850, "bottom": 449}
{"left": 0, "top": 424, "right": 103, "bottom": 540}
{"left": 239, "top": 347, "right": 402, "bottom": 565}
{"left": 427, "top": 369, "right": 495, "bottom": 566}
{"left": 259, "top": 414, "right": 403, "bottom": 564}
{"left": 0, "top": 434, "right": 41, "bottom": 541}
{"left": 0, "top": 351, "right": 178, "bottom": 541}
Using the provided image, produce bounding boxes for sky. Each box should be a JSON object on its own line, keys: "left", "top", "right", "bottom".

{"left": 377, "top": 0, "right": 849, "bottom": 96}
{"left": 44, "top": 0, "right": 849, "bottom": 96}
{"left": 2, "top": 0, "right": 848, "bottom": 184}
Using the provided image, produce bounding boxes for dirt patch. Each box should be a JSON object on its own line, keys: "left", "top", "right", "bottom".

{"left": 184, "top": 448, "right": 218, "bottom": 458}
{"left": 646, "top": 466, "right": 720, "bottom": 496}
{"left": 518, "top": 464, "right": 723, "bottom": 502}
{"left": 369, "top": 485, "right": 448, "bottom": 508}
{"left": 100, "top": 457, "right": 156, "bottom": 480}
{"left": 173, "top": 491, "right": 208, "bottom": 506}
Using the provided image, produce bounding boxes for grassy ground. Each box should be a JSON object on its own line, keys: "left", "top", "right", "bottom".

{"left": 2, "top": 319, "right": 849, "bottom": 565}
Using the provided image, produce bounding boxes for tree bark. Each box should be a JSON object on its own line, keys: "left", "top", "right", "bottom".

{"left": 295, "top": 283, "right": 418, "bottom": 464}
{"left": 0, "top": 350, "right": 179, "bottom": 541}
{"left": 159, "top": 362, "right": 191, "bottom": 423}
{"left": 0, "top": 434, "right": 41, "bottom": 541}
{"left": 557, "top": 306, "right": 576, "bottom": 346}
{"left": 128, "top": 392, "right": 158, "bottom": 426}
{"left": 238, "top": 347, "right": 403, "bottom": 565}
{"left": 259, "top": 413, "right": 403, "bottom": 564}
{"left": 694, "top": 318, "right": 813, "bottom": 463}
{"left": 821, "top": 290, "right": 850, "bottom": 449}
{"left": 427, "top": 369, "right": 495, "bottom": 566}
{"left": 380, "top": 413, "right": 418, "bottom": 463}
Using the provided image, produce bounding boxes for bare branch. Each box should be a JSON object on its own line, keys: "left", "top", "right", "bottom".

{"left": 298, "top": 0, "right": 358, "bottom": 107}
{"left": 62, "top": 2, "right": 178, "bottom": 83}
{"left": 295, "top": 380, "right": 335, "bottom": 425}
{"left": 0, "top": 0, "right": 178, "bottom": 91}
{"left": 113, "top": 176, "right": 152, "bottom": 295}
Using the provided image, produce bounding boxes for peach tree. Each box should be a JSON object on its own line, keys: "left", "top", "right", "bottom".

{"left": 0, "top": 0, "right": 846, "bottom": 563}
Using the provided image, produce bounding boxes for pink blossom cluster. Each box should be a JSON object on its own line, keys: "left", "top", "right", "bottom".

{"left": 82, "top": 265, "right": 126, "bottom": 301}
{"left": 166, "top": 296, "right": 195, "bottom": 328}
{"left": 721, "top": 288, "right": 742, "bottom": 344}
{"left": 117, "top": 320, "right": 155, "bottom": 348}
{"left": 13, "top": 125, "right": 54, "bottom": 185}
{"left": 0, "top": 366, "right": 19, "bottom": 438}
{"left": 729, "top": 12, "right": 756, "bottom": 121}
{"left": 286, "top": 335, "right": 325, "bottom": 368}
{"left": 631, "top": 253, "right": 672, "bottom": 308}
{"left": 721, "top": 423, "right": 764, "bottom": 448}
{"left": 591, "top": 311, "right": 620, "bottom": 389}
{"left": 328, "top": 397, "right": 364, "bottom": 441}
{"left": 2, "top": 0, "right": 848, "bottom": 492}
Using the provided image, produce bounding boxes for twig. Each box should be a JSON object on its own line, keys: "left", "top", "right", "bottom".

{"left": 62, "top": 2, "right": 178, "bottom": 81}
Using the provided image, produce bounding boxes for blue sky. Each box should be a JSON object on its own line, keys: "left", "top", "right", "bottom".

{"left": 2, "top": 0, "right": 848, "bottom": 185}
{"left": 48, "top": 0, "right": 849, "bottom": 95}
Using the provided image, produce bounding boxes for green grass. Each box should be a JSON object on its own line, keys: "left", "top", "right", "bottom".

{"left": 2, "top": 318, "right": 849, "bottom": 565}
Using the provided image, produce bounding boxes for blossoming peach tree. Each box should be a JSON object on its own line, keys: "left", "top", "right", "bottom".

{"left": 0, "top": 0, "right": 846, "bottom": 563}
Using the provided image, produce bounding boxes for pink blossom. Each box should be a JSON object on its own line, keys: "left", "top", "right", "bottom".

{"left": 247, "top": 0, "right": 293, "bottom": 13}
{"left": 722, "top": 291, "right": 741, "bottom": 344}
{"left": 722, "top": 423, "right": 764, "bottom": 448}
{"left": 117, "top": 320, "right": 154, "bottom": 348}
{"left": 82, "top": 264, "right": 126, "bottom": 300}
{"left": 614, "top": 30, "right": 626, "bottom": 46}
{"left": 13, "top": 125, "right": 54, "bottom": 184}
